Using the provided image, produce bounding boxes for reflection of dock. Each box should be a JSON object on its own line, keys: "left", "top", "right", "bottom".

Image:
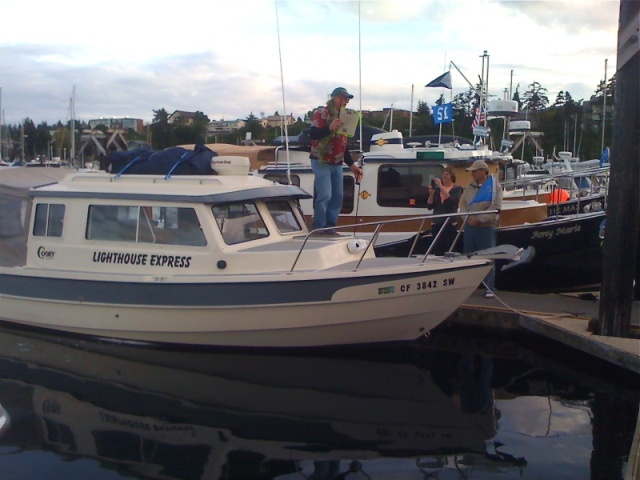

{"left": 629, "top": 413, "right": 640, "bottom": 480}
{"left": 446, "top": 290, "right": 640, "bottom": 480}
{"left": 448, "top": 290, "right": 639, "bottom": 374}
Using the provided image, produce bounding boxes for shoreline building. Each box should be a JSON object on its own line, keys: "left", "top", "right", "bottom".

{"left": 88, "top": 117, "right": 144, "bottom": 135}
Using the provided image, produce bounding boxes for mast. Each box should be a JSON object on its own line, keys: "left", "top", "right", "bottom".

{"left": 0, "top": 87, "right": 3, "bottom": 161}
{"left": 70, "top": 86, "right": 76, "bottom": 166}
{"left": 20, "top": 121, "right": 25, "bottom": 162}
{"left": 601, "top": 59, "right": 608, "bottom": 153}
{"left": 480, "top": 50, "right": 489, "bottom": 127}
{"left": 409, "top": 84, "right": 414, "bottom": 137}
{"left": 472, "top": 51, "right": 490, "bottom": 145}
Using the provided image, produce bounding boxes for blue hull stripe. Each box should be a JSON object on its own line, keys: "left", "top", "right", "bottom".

{"left": 0, "top": 265, "right": 482, "bottom": 307}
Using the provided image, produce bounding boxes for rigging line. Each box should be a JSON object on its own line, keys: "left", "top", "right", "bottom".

{"left": 357, "top": 0, "right": 362, "bottom": 153}
{"left": 274, "top": 0, "right": 291, "bottom": 184}
{"left": 353, "top": 0, "right": 363, "bottom": 235}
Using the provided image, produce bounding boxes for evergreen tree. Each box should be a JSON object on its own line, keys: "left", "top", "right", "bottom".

{"left": 150, "top": 108, "right": 173, "bottom": 149}
{"left": 34, "top": 122, "right": 53, "bottom": 158}
{"left": 522, "top": 81, "right": 549, "bottom": 111}
{"left": 512, "top": 85, "right": 522, "bottom": 110}
{"left": 240, "top": 113, "right": 264, "bottom": 142}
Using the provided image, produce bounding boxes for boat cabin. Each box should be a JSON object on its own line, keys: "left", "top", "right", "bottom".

{"left": 0, "top": 162, "right": 381, "bottom": 276}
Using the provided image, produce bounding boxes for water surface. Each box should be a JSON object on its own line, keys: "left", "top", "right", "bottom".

{"left": 0, "top": 325, "right": 636, "bottom": 479}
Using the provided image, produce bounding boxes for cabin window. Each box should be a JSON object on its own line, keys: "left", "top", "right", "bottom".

{"left": 33, "top": 203, "right": 65, "bottom": 237}
{"left": 262, "top": 173, "right": 301, "bottom": 187}
{"left": 86, "top": 205, "right": 207, "bottom": 246}
{"left": 0, "top": 195, "right": 28, "bottom": 237}
{"left": 265, "top": 200, "right": 303, "bottom": 234}
{"left": 212, "top": 201, "right": 268, "bottom": 245}
{"left": 341, "top": 176, "right": 355, "bottom": 213}
{"left": 377, "top": 165, "right": 441, "bottom": 208}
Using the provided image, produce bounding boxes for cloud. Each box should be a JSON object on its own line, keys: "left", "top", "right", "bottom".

{"left": 497, "top": 0, "right": 619, "bottom": 31}
{"left": 0, "top": 0, "right": 619, "bottom": 127}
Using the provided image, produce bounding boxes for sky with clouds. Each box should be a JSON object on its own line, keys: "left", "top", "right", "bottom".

{"left": 0, "top": 0, "right": 619, "bottom": 126}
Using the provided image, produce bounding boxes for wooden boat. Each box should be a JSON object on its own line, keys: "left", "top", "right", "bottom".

{"left": 196, "top": 131, "right": 605, "bottom": 293}
{"left": 0, "top": 150, "right": 492, "bottom": 347}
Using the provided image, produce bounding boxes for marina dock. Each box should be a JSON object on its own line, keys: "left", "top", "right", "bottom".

{"left": 449, "top": 289, "right": 639, "bottom": 371}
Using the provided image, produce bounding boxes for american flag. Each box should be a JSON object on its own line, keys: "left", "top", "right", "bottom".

{"left": 471, "top": 106, "right": 486, "bottom": 128}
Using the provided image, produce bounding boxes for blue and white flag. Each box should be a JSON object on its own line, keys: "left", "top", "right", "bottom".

{"left": 470, "top": 175, "right": 495, "bottom": 205}
{"left": 425, "top": 71, "right": 452, "bottom": 89}
{"left": 432, "top": 103, "right": 453, "bottom": 124}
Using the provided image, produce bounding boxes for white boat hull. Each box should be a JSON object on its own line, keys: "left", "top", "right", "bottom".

{"left": 0, "top": 260, "right": 490, "bottom": 347}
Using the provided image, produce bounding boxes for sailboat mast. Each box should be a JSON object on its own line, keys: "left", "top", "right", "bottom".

{"left": 409, "top": 84, "right": 414, "bottom": 137}
{"left": 70, "top": 86, "right": 76, "bottom": 166}
{"left": 601, "top": 59, "right": 608, "bottom": 153}
{"left": 0, "top": 86, "right": 3, "bottom": 161}
{"left": 480, "top": 51, "right": 489, "bottom": 127}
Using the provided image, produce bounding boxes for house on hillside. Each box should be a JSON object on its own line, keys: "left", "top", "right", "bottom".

{"left": 88, "top": 117, "right": 144, "bottom": 134}
{"left": 168, "top": 110, "right": 197, "bottom": 125}
{"left": 208, "top": 119, "right": 246, "bottom": 134}
{"left": 263, "top": 114, "right": 295, "bottom": 128}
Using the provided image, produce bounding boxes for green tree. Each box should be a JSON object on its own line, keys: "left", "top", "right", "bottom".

{"left": 452, "top": 88, "right": 476, "bottom": 117}
{"left": 522, "top": 81, "right": 549, "bottom": 111}
{"left": 594, "top": 73, "right": 616, "bottom": 102}
{"left": 449, "top": 87, "right": 480, "bottom": 138}
{"left": 150, "top": 108, "right": 173, "bottom": 149}
{"left": 52, "top": 126, "right": 71, "bottom": 159}
{"left": 34, "top": 122, "right": 53, "bottom": 158}
{"left": 512, "top": 85, "right": 523, "bottom": 110}
{"left": 22, "top": 118, "right": 38, "bottom": 160}
{"left": 239, "top": 113, "right": 264, "bottom": 142}
{"left": 172, "top": 111, "right": 210, "bottom": 145}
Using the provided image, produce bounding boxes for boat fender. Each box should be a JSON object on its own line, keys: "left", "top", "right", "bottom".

{"left": 550, "top": 189, "right": 570, "bottom": 203}
{"left": 347, "top": 239, "right": 368, "bottom": 253}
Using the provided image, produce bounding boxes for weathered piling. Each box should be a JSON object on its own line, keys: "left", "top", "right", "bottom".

{"left": 599, "top": 0, "right": 640, "bottom": 337}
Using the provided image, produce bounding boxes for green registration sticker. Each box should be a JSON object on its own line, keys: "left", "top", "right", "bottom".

{"left": 378, "top": 286, "right": 395, "bottom": 295}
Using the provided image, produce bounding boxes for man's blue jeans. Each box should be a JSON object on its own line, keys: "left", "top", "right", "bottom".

{"left": 311, "top": 159, "right": 343, "bottom": 231}
{"left": 463, "top": 225, "right": 496, "bottom": 289}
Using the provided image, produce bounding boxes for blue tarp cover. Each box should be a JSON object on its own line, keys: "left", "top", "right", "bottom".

{"left": 109, "top": 145, "right": 218, "bottom": 176}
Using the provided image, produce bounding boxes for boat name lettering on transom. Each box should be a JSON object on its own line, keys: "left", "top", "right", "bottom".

{"left": 555, "top": 224, "right": 582, "bottom": 235}
{"left": 531, "top": 229, "right": 554, "bottom": 240}
{"left": 92, "top": 251, "right": 192, "bottom": 268}
{"left": 37, "top": 247, "right": 55, "bottom": 259}
{"left": 531, "top": 224, "right": 582, "bottom": 240}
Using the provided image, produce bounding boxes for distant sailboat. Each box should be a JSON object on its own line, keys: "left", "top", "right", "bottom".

{"left": 69, "top": 85, "right": 76, "bottom": 166}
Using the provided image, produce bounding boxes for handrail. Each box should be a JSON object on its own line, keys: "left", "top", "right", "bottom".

{"left": 502, "top": 165, "right": 609, "bottom": 215}
{"left": 288, "top": 210, "right": 498, "bottom": 273}
{"left": 501, "top": 166, "right": 610, "bottom": 189}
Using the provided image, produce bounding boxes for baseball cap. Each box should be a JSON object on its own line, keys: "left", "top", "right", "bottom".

{"left": 330, "top": 87, "right": 354, "bottom": 99}
{"left": 466, "top": 160, "right": 490, "bottom": 171}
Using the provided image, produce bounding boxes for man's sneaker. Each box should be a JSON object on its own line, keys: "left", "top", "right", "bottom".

{"left": 484, "top": 290, "right": 495, "bottom": 298}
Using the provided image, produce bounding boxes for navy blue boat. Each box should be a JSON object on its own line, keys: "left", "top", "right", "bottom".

{"left": 375, "top": 210, "right": 605, "bottom": 293}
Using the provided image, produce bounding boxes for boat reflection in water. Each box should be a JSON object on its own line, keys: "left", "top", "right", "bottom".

{"left": 0, "top": 327, "right": 524, "bottom": 479}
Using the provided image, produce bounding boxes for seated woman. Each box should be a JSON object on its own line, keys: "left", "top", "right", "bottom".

{"left": 426, "top": 167, "right": 463, "bottom": 255}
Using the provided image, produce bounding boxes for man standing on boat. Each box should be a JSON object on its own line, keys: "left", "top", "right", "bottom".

{"left": 309, "top": 87, "right": 363, "bottom": 233}
{"left": 459, "top": 160, "right": 503, "bottom": 298}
